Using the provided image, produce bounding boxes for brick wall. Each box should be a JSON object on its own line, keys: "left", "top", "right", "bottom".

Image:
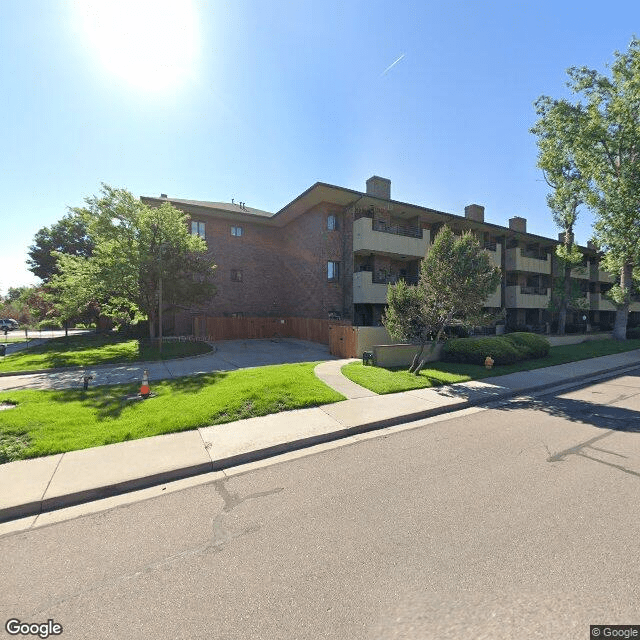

{"left": 195, "top": 216, "right": 286, "bottom": 316}
{"left": 279, "top": 203, "right": 348, "bottom": 319}
{"left": 179, "top": 202, "right": 354, "bottom": 320}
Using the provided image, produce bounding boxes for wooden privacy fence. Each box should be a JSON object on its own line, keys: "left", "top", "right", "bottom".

{"left": 328, "top": 324, "right": 358, "bottom": 358}
{"left": 192, "top": 317, "right": 389, "bottom": 358}
{"left": 193, "top": 316, "right": 352, "bottom": 345}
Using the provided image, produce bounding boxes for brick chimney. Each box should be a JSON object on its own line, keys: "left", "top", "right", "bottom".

{"left": 509, "top": 216, "right": 527, "bottom": 233}
{"left": 366, "top": 176, "right": 391, "bottom": 200}
{"left": 464, "top": 204, "right": 485, "bottom": 222}
{"left": 558, "top": 231, "right": 574, "bottom": 244}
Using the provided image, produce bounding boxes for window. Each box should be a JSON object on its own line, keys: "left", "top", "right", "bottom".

{"left": 191, "top": 220, "right": 206, "bottom": 239}
{"left": 231, "top": 226, "right": 243, "bottom": 237}
{"left": 231, "top": 269, "right": 243, "bottom": 282}
{"left": 328, "top": 261, "right": 340, "bottom": 281}
{"left": 327, "top": 214, "right": 337, "bottom": 230}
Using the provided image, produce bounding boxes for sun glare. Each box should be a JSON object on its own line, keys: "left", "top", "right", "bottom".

{"left": 74, "top": 0, "right": 199, "bottom": 92}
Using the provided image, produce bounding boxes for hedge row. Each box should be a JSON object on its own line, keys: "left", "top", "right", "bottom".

{"left": 442, "top": 332, "right": 551, "bottom": 366}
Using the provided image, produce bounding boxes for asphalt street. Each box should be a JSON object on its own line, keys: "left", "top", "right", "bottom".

{"left": 2, "top": 369, "right": 640, "bottom": 639}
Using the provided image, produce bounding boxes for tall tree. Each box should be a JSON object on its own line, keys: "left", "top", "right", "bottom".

{"left": 51, "top": 185, "right": 217, "bottom": 339}
{"left": 531, "top": 97, "right": 586, "bottom": 335}
{"left": 383, "top": 226, "right": 501, "bottom": 373}
{"left": 27, "top": 212, "right": 94, "bottom": 282}
{"left": 534, "top": 38, "right": 640, "bottom": 340}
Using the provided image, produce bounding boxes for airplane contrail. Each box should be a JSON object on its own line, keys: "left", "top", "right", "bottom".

{"left": 381, "top": 53, "right": 405, "bottom": 76}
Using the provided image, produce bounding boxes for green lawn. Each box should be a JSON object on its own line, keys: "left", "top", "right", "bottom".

{"left": 0, "top": 362, "right": 345, "bottom": 463}
{"left": 0, "top": 334, "right": 213, "bottom": 373}
{"left": 342, "top": 338, "right": 640, "bottom": 394}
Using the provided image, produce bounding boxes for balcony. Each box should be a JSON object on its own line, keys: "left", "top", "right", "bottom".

{"left": 353, "top": 271, "right": 392, "bottom": 304}
{"left": 596, "top": 269, "right": 616, "bottom": 283}
{"left": 352, "top": 271, "right": 421, "bottom": 304}
{"left": 483, "top": 242, "right": 502, "bottom": 269}
{"left": 589, "top": 293, "right": 616, "bottom": 311}
{"left": 484, "top": 287, "right": 502, "bottom": 308}
{"left": 570, "top": 263, "right": 590, "bottom": 280}
{"left": 353, "top": 216, "right": 430, "bottom": 259}
{"left": 505, "top": 285, "right": 551, "bottom": 309}
{"left": 505, "top": 248, "right": 551, "bottom": 274}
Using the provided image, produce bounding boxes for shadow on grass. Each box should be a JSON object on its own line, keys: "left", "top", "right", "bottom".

{"left": 46, "top": 371, "right": 229, "bottom": 420}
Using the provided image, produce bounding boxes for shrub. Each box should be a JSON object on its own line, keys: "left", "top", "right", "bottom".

{"left": 443, "top": 336, "right": 522, "bottom": 365}
{"left": 626, "top": 327, "right": 640, "bottom": 339}
{"left": 442, "top": 332, "right": 550, "bottom": 365}
{"left": 505, "top": 332, "right": 550, "bottom": 358}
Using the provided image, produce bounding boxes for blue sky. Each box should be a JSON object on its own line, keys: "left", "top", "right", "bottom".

{"left": 1, "top": 0, "right": 639, "bottom": 294}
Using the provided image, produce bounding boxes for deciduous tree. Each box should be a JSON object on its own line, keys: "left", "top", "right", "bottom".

{"left": 531, "top": 97, "right": 586, "bottom": 334}
{"left": 51, "top": 185, "right": 217, "bottom": 339}
{"left": 533, "top": 38, "right": 640, "bottom": 339}
{"left": 27, "top": 212, "right": 94, "bottom": 282}
{"left": 383, "top": 226, "right": 501, "bottom": 373}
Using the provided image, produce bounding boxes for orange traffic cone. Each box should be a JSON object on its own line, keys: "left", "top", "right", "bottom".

{"left": 140, "top": 370, "right": 150, "bottom": 398}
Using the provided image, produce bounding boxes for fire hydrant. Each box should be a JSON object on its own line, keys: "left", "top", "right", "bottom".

{"left": 484, "top": 355, "right": 494, "bottom": 369}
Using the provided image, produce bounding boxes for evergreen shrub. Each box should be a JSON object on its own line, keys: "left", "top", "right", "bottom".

{"left": 442, "top": 332, "right": 550, "bottom": 365}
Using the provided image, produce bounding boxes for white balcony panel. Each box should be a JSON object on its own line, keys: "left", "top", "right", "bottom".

{"left": 486, "top": 244, "right": 501, "bottom": 268}
{"left": 590, "top": 293, "right": 616, "bottom": 311}
{"left": 505, "top": 248, "right": 551, "bottom": 274}
{"left": 505, "top": 286, "right": 551, "bottom": 309}
{"left": 353, "top": 271, "right": 389, "bottom": 304}
{"left": 597, "top": 270, "right": 616, "bottom": 283}
{"left": 570, "top": 264, "right": 590, "bottom": 280}
{"left": 353, "top": 217, "right": 430, "bottom": 259}
{"left": 483, "top": 287, "right": 502, "bottom": 308}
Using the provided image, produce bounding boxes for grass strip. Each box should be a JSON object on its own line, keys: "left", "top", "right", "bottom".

{"left": 341, "top": 338, "right": 640, "bottom": 394}
{"left": 0, "top": 362, "right": 345, "bottom": 462}
{"left": 0, "top": 334, "right": 212, "bottom": 373}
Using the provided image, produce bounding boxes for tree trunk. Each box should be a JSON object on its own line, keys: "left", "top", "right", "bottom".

{"left": 409, "top": 345, "right": 425, "bottom": 373}
{"left": 612, "top": 262, "right": 633, "bottom": 341}
{"left": 557, "top": 263, "right": 572, "bottom": 335}
{"left": 413, "top": 360, "right": 426, "bottom": 376}
{"left": 149, "top": 309, "right": 156, "bottom": 341}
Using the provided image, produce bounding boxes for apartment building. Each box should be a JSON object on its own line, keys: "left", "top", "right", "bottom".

{"left": 141, "top": 176, "right": 637, "bottom": 334}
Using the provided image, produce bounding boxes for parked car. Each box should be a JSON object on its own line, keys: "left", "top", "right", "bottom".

{"left": 0, "top": 318, "right": 19, "bottom": 331}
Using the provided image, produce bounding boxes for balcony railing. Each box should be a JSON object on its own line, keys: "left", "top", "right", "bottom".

{"left": 520, "top": 286, "right": 548, "bottom": 295}
{"left": 371, "top": 273, "right": 419, "bottom": 285}
{"left": 371, "top": 219, "right": 422, "bottom": 239}
{"left": 520, "top": 250, "right": 548, "bottom": 261}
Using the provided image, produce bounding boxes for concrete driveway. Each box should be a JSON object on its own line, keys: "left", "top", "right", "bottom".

{"left": 0, "top": 338, "right": 337, "bottom": 391}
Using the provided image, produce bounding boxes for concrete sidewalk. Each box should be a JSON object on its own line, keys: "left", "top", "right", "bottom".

{"left": 1, "top": 349, "right": 639, "bottom": 525}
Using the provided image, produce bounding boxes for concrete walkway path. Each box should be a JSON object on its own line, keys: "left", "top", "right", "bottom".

{"left": 1, "top": 348, "right": 639, "bottom": 529}
{"left": 0, "top": 338, "right": 338, "bottom": 391}
{"left": 313, "top": 359, "right": 377, "bottom": 398}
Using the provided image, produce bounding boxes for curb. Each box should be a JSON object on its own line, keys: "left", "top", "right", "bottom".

{"left": 2, "top": 358, "right": 638, "bottom": 524}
